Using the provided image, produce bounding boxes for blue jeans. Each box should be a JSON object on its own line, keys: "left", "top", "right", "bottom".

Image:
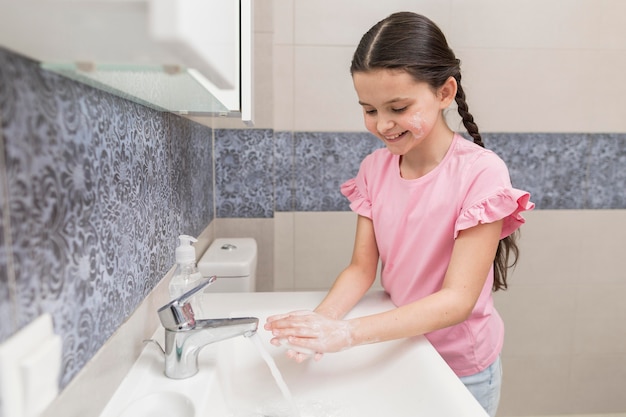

{"left": 459, "top": 357, "right": 502, "bottom": 417}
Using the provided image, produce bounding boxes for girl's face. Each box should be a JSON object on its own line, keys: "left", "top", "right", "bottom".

{"left": 352, "top": 69, "right": 452, "bottom": 155}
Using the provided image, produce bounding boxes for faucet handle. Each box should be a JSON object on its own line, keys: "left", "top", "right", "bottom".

{"left": 157, "top": 276, "right": 216, "bottom": 331}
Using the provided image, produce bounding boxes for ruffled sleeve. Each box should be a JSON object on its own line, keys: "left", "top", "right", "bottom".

{"left": 454, "top": 187, "right": 535, "bottom": 239}
{"left": 341, "top": 178, "right": 372, "bottom": 219}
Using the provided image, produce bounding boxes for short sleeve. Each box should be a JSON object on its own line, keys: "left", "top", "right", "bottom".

{"left": 341, "top": 177, "right": 372, "bottom": 219}
{"left": 454, "top": 187, "right": 535, "bottom": 239}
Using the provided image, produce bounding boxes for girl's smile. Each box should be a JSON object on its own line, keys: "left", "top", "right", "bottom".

{"left": 384, "top": 130, "right": 408, "bottom": 141}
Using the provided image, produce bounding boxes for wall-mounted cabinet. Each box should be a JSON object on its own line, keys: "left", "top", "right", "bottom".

{"left": 0, "top": 0, "right": 254, "bottom": 125}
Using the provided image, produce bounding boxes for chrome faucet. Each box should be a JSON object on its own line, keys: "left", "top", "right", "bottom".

{"left": 155, "top": 276, "right": 259, "bottom": 379}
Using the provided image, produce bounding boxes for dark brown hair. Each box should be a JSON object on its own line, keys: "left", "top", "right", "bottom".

{"left": 351, "top": 11, "right": 518, "bottom": 291}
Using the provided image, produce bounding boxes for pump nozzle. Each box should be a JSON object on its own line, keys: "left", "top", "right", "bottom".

{"left": 176, "top": 235, "right": 198, "bottom": 264}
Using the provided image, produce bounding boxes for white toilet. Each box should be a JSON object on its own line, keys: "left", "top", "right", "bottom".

{"left": 197, "top": 238, "right": 257, "bottom": 292}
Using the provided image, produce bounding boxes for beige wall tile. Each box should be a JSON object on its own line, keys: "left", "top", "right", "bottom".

{"left": 253, "top": 0, "right": 274, "bottom": 34}
{"left": 293, "top": 0, "right": 450, "bottom": 46}
{"left": 499, "top": 354, "right": 571, "bottom": 416}
{"left": 495, "top": 284, "right": 577, "bottom": 356}
{"left": 507, "top": 210, "right": 585, "bottom": 287}
{"left": 293, "top": 212, "right": 358, "bottom": 289}
{"left": 293, "top": 46, "right": 362, "bottom": 131}
{"left": 273, "top": 212, "right": 295, "bottom": 290}
{"left": 456, "top": 48, "right": 626, "bottom": 132}
{"left": 449, "top": 0, "right": 626, "bottom": 50}
{"left": 273, "top": 44, "right": 295, "bottom": 131}
{"left": 577, "top": 210, "right": 626, "bottom": 284}
{"left": 569, "top": 353, "right": 626, "bottom": 413}
{"left": 273, "top": 0, "right": 294, "bottom": 44}
{"left": 573, "top": 284, "right": 626, "bottom": 355}
{"left": 250, "top": 33, "right": 275, "bottom": 129}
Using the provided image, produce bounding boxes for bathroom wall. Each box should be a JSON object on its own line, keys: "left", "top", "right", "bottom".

{"left": 219, "top": 1, "right": 626, "bottom": 416}
{"left": 274, "top": 2, "right": 626, "bottom": 416}
{"left": 0, "top": 47, "right": 214, "bottom": 394}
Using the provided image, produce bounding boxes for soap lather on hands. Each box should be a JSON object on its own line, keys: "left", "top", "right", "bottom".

{"left": 264, "top": 311, "right": 356, "bottom": 363}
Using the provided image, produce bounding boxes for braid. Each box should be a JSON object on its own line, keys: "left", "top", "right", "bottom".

{"left": 455, "top": 77, "right": 484, "bottom": 148}
{"left": 455, "top": 76, "right": 519, "bottom": 292}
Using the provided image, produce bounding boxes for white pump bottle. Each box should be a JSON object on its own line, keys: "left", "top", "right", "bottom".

{"left": 168, "top": 235, "right": 204, "bottom": 302}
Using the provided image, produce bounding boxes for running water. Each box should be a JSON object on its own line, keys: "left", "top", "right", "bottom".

{"left": 248, "top": 334, "right": 301, "bottom": 417}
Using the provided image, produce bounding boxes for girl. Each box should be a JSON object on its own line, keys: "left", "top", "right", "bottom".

{"left": 265, "top": 12, "right": 534, "bottom": 416}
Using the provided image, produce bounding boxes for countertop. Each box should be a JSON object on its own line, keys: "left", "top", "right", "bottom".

{"left": 194, "top": 290, "right": 489, "bottom": 417}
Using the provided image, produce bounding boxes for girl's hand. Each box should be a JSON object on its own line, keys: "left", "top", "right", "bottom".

{"left": 264, "top": 311, "right": 355, "bottom": 362}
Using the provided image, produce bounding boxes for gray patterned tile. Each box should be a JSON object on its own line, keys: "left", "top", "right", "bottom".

{"left": 293, "top": 132, "right": 382, "bottom": 211}
{"left": 0, "top": 47, "right": 214, "bottom": 389}
{"left": 214, "top": 128, "right": 274, "bottom": 218}
{"left": 485, "top": 133, "right": 589, "bottom": 209}
{"left": 169, "top": 117, "right": 214, "bottom": 249}
{"left": 274, "top": 131, "right": 295, "bottom": 212}
{"left": 586, "top": 133, "right": 626, "bottom": 209}
{"left": 0, "top": 163, "right": 13, "bottom": 343}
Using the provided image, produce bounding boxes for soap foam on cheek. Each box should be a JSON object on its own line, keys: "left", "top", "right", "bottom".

{"left": 409, "top": 111, "right": 425, "bottom": 137}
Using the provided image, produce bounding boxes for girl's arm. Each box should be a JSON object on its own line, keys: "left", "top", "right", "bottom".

{"left": 266, "top": 219, "right": 503, "bottom": 353}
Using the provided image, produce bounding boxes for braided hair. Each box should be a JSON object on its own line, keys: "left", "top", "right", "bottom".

{"left": 350, "top": 12, "right": 518, "bottom": 291}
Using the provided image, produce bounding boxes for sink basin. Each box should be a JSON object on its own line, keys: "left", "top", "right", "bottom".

{"left": 100, "top": 291, "right": 488, "bottom": 417}
{"left": 118, "top": 392, "right": 194, "bottom": 417}
{"left": 98, "top": 330, "right": 229, "bottom": 417}
{"left": 215, "top": 309, "right": 487, "bottom": 417}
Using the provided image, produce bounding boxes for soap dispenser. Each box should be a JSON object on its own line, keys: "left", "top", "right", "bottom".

{"left": 168, "top": 235, "right": 204, "bottom": 302}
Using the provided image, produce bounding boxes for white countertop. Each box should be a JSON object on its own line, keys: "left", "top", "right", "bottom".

{"left": 47, "top": 287, "right": 489, "bottom": 417}
{"left": 192, "top": 290, "right": 489, "bottom": 417}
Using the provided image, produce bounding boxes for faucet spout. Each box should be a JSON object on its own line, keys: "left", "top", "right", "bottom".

{"left": 163, "top": 317, "right": 258, "bottom": 379}
{"left": 156, "top": 276, "right": 259, "bottom": 379}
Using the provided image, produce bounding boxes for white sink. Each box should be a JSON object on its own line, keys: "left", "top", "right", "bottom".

{"left": 215, "top": 310, "right": 487, "bottom": 417}
{"left": 100, "top": 291, "right": 488, "bottom": 417}
{"left": 216, "top": 330, "right": 447, "bottom": 416}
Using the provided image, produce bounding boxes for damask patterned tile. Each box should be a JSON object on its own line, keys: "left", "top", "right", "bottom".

{"left": 274, "top": 131, "right": 295, "bottom": 211}
{"left": 586, "top": 133, "right": 626, "bottom": 209}
{"left": 214, "top": 128, "right": 274, "bottom": 218}
{"left": 484, "top": 133, "right": 589, "bottom": 209}
{"left": 293, "top": 131, "right": 382, "bottom": 211}
{"left": 182, "top": 120, "right": 214, "bottom": 234}
{"left": 0, "top": 47, "right": 215, "bottom": 388}
{"left": 0, "top": 164, "right": 13, "bottom": 343}
{"left": 168, "top": 117, "right": 214, "bottom": 254}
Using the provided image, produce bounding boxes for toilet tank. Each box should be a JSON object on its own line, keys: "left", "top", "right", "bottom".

{"left": 197, "top": 238, "right": 257, "bottom": 292}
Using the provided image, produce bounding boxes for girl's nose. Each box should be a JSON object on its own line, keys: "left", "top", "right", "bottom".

{"left": 377, "top": 116, "right": 395, "bottom": 134}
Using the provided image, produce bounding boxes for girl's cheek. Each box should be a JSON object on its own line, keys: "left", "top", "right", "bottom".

{"left": 364, "top": 118, "right": 378, "bottom": 136}
{"left": 408, "top": 111, "right": 426, "bottom": 138}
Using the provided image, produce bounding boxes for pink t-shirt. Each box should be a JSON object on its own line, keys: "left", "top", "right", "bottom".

{"left": 341, "top": 133, "right": 534, "bottom": 377}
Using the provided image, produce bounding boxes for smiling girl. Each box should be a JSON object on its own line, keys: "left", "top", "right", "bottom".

{"left": 265, "top": 12, "right": 534, "bottom": 416}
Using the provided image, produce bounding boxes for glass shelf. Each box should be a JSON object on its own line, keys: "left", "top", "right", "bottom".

{"left": 41, "top": 63, "right": 231, "bottom": 115}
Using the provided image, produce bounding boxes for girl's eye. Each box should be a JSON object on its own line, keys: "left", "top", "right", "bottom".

{"left": 392, "top": 107, "right": 407, "bottom": 113}
{"left": 364, "top": 109, "right": 377, "bottom": 115}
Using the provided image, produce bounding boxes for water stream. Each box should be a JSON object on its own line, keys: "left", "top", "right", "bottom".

{"left": 248, "top": 334, "right": 301, "bottom": 417}
{"left": 233, "top": 335, "right": 348, "bottom": 417}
